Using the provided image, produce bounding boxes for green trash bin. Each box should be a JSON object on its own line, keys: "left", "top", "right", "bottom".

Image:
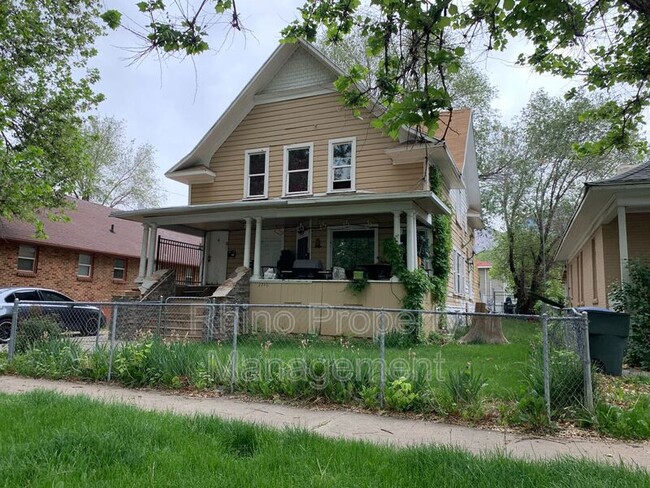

{"left": 577, "top": 307, "right": 631, "bottom": 376}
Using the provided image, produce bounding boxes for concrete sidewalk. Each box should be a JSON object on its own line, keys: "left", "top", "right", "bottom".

{"left": 1, "top": 376, "right": 648, "bottom": 471}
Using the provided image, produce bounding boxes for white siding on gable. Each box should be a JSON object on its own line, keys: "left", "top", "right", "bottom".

{"left": 260, "top": 49, "right": 336, "bottom": 95}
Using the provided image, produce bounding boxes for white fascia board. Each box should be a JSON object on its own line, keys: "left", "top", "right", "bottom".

{"left": 111, "top": 191, "right": 450, "bottom": 228}
{"left": 461, "top": 111, "right": 482, "bottom": 211}
{"left": 165, "top": 166, "right": 216, "bottom": 185}
{"left": 166, "top": 43, "right": 299, "bottom": 175}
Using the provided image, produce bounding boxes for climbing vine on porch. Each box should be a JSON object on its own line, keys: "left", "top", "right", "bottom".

{"left": 380, "top": 165, "right": 452, "bottom": 341}
{"left": 382, "top": 238, "right": 431, "bottom": 342}
{"left": 429, "top": 165, "right": 452, "bottom": 305}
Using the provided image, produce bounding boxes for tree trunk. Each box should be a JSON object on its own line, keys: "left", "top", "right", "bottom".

{"left": 459, "top": 303, "right": 509, "bottom": 344}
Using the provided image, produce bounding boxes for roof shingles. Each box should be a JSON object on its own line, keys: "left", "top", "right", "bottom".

{"left": 0, "top": 199, "right": 198, "bottom": 258}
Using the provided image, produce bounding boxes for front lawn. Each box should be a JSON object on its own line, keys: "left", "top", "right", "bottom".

{"left": 0, "top": 391, "right": 646, "bottom": 487}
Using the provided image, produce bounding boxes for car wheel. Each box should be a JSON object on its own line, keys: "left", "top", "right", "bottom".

{"left": 0, "top": 318, "right": 12, "bottom": 344}
{"left": 82, "top": 317, "right": 99, "bottom": 336}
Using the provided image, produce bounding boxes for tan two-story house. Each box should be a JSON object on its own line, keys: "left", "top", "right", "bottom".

{"left": 114, "top": 40, "right": 482, "bottom": 317}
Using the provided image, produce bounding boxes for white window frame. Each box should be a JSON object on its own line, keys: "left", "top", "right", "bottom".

{"left": 283, "top": 143, "right": 313, "bottom": 196}
{"left": 243, "top": 148, "right": 270, "bottom": 199}
{"left": 326, "top": 226, "right": 379, "bottom": 269}
{"left": 327, "top": 137, "right": 356, "bottom": 193}
{"left": 77, "top": 253, "right": 93, "bottom": 278}
{"left": 113, "top": 257, "right": 126, "bottom": 281}
{"left": 17, "top": 245, "right": 38, "bottom": 273}
{"left": 453, "top": 249, "right": 465, "bottom": 296}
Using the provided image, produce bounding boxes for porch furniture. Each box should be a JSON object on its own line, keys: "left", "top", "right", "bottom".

{"left": 359, "top": 263, "right": 392, "bottom": 280}
{"left": 291, "top": 259, "right": 323, "bottom": 279}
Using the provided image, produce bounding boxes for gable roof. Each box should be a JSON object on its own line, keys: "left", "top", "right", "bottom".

{"left": 555, "top": 161, "right": 650, "bottom": 262}
{"left": 165, "top": 39, "right": 466, "bottom": 188}
{"left": 588, "top": 160, "right": 650, "bottom": 186}
{"left": 0, "top": 199, "right": 199, "bottom": 258}
{"left": 166, "top": 39, "right": 342, "bottom": 180}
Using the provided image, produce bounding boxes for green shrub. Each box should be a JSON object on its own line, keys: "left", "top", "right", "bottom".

{"left": 522, "top": 347, "right": 594, "bottom": 419}
{"left": 385, "top": 377, "right": 417, "bottom": 411}
{"left": 593, "top": 396, "right": 650, "bottom": 440}
{"left": 16, "top": 316, "right": 61, "bottom": 353}
{"left": 441, "top": 364, "right": 485, "bottom": 419}
{"left": 610, "top": 260, "right": 650, "bottom": 371}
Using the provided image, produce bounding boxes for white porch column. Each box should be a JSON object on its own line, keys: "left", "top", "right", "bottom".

{"left": 406, "top": 211, "right": 417, "bottom": 271}
{"left": 146, "top": 223, "right": 158, "bottom": 277}
{"left": 243, "top": 217, "right": 252, "bottom": 268}
{"left": 617, "top": 206, "right": 629, "bottom": 283}
{"left": 253, "top": 217, "right": 262, "bottom": 279}
{"left": 136, "top": 223, "right": 149, "bottom": 283}
{"left": 393, "top": 211, "right": 401, "bottom": 242}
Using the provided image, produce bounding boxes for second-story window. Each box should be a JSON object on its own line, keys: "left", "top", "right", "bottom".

{"left": 328, "top": 138, "right": 356, "bottom": 192}
{"left": 284, "top": 143, "right": 312, "bottom": 196}
{"left": 244, "top": 148, "right": 269, "bottom": 199}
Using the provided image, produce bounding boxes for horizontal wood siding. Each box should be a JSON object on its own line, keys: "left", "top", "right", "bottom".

{"left": 191, "top": 93, "right": 425, "bottom": 204}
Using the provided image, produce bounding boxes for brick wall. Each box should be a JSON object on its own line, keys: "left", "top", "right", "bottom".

{"left": 0, "top": 240, "right": 139, "bottom": 302}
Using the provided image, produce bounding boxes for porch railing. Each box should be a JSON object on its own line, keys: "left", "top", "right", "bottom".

{"left": 156, "top": 236, "right": 203, "bottom": 286}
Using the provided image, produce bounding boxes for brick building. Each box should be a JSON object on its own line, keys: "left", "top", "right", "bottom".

{"left": 0, "top": 199, "right": 199, "bottom": 302}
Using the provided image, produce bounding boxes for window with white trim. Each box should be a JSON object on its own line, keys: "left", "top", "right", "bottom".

{"left": 113, "top": 258, "right": 126, "bottom": 281}
{"left": 453, "top": 249, "right": 465, "bottom": 296}
{"left": 328, "top": 138, "right": 355, "bottom": 192}
{"left": 77, "top": 253, "right": 93, "bottom": 278}
{"left": 17, "top": 245, "right": 37, "bottom": 273}
{"left": 283, "top": 143, "right": 312, "bottom": 195}
{"left": 244, "top": 148, "right": 269, "bottom": 199}
{"left": 328, "top": 227, "right": 378, "bottom": 270}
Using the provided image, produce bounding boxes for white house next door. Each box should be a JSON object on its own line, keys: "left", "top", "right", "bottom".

{"left": 205, "top": 231, "right": 229, "bottom": 285}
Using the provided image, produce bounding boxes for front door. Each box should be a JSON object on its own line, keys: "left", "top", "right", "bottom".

{"left": 205, "top": 231, "right": 228, "bottom": 285}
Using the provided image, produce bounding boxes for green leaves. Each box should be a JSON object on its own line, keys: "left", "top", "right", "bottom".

{"left": 0, "top": 0, "right": 104, "bottom": 233}
{"left": 100, "top": 10, "right": 121, "bottom": 29}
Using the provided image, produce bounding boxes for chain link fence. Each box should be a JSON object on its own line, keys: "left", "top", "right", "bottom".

{"left": 2, "top": 299, "right": 594, "bottom": 419}
{"left": 543, "top": 309, "right": 594, "bottom": 419}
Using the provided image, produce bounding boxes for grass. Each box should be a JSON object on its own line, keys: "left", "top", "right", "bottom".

{"left": 0, "top": 391, "right": 647, "bottom": 487}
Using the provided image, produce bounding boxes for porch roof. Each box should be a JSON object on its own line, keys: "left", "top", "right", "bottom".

{"left": 112, "top": 191, "right": 450, "bottom": 234}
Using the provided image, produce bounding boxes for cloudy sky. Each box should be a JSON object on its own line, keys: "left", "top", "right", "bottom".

{"left": 90, "top": 1, "right": 586, "bottom": 208}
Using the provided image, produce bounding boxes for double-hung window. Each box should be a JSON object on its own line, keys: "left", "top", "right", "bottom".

{"left": 328, "top": 138, "right": 356, "bottom": 192}
{"left": 77, "top": 253, "right": 93, "bottom": 278}
{"left": 113, "top": 258, "right": 126, "bottom": 281}
{"left": 283, "top": 143, "right": 312, "bottom": 196}
{"left": 244, "top": 148, "right": 269, "bottom": 199}
{"left": 17, "top": 245, "right": 38, "bottom": 273}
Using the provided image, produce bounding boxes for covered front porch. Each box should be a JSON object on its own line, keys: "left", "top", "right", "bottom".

{"left": 112, "top": 191, "right": 449, "bottom": 306}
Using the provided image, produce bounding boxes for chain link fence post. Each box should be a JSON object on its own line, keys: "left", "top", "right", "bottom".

{"left": 379, "top": 309, "right": 386, "bottom": 409}
{"left": 156, "top": 296, "right": 164, "bottom": 336}
{"left": 541, "top": 313, "right": 551, "bottom": 422}
{"left": 230, "top": 305, "right": 239, "bottom": 394}
{"left": 107, "top": 304, "right": 118, "bottom": 382}
{"left": 95, "top": 305, "right": 103, "bottom": 349}
{"left": 7, "top": 298, "right": 20, "bottom": 361}
{"left": 581, "top": 311, "right": 595, "bottom": 413}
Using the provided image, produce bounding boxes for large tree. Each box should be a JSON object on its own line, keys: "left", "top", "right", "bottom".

{"left": 108, "top": 1, "right": 649, "bottom": 152}
{"left": 482, "top": 90, "right": 637, "bottom": 313}
{"left": 75, "top": 116, "right": 164, "bottom": 209}
{"left": 0, "top": 0, "right": 105, "bottom": 235}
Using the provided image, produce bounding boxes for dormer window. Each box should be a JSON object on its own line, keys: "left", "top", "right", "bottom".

{"left": 244, "top": 148, "right": 269, "bottom": 199}
{"left": 283, "top": 143, "right": 313, "bottom": 196}
{"left": 328, "top": 138, "right": 356, "bottom": 192}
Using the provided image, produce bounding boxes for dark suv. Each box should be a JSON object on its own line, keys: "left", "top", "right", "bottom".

{"left": 0, "top": 287, "right": 105, "bottom": 342}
